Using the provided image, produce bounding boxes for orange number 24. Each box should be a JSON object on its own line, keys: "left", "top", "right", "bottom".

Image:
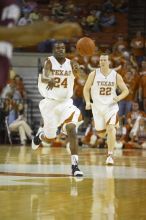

{"left": 54, "top": 77, "right": 67, "bottom": 88}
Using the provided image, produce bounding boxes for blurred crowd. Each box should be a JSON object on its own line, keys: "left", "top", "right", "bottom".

{"left": 17, "top": 0, "right": 128, "bottom": 28}
{"left": 15, "top": 0, "right": 128, "bottom": 53}
{"left": 0, "top": 67, "right": 32, "bottom": 145}
{"left": 1, "top": 0, "right": 146, "bottom": 150}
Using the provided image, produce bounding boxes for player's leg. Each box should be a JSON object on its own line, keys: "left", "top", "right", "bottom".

{"left": 92, "top": 103, "right": 117, "bottom": 164}
{"left": 105, "top": 113, "right": 118, "bottom": 165}
{"left": 91, "top": 104, "right": 106, "bottom": 141}
{"left": 65, "top": 123, "right": 83, "bottom": 176}
{"left": 106, "top": 124, "right": 116, "bottom": 165}
{"left": 61, "top": 100, "right": 83, "bottom": 177}
{"left": 32, "top": 99, "right": 58, "bottom": 149}
{"left": 97, "top": 131, "right": 107, "bottom": 138}
{"left": 32, "top": 124, "right": 57, "bottom": 150}
{"left": 9, "top": 120, "right": 27, "bottom": 145}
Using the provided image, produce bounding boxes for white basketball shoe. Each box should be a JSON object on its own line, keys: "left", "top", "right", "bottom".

{"left": 106, "top": 155, "right": 114, "bottom": 165}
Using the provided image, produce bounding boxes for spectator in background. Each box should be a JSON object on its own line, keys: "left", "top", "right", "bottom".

{"left": 118, "top": 68, "right": 140, "bottom": 123}
{"left": 14, "top": 74, "right": 27, "bottom": 99}
{"left": 115, "top": 0, "right": 128, "bottom": 13}
{"left": 102, "top": 0, "right": 115, "bottom": 12}
{"left": 0, "top": 80, "right": 16, "bottom": 100}
{"left": 22, "top": 1, "right": 38, "bottom": 14}
{"left": 0, "top": 77, "right": 24, "bottom": 101}
{"left": 139, "top": 61, "right": 146, "bottom": 112}
{"left": 130, "top": 31, "right": 145, "bottom": 65}
{"left": 112, "top": 35, "right": 128, "bottom": 52}
{"left": 119, "top": 49, "right": 138, "bottom": 72}
{"left": 86, "top": 10, "right": 98, "bottom": 32}
{"left": 6, "top": 101, "right": 32, "bottom": 145}
{"left": 17, "top": 12, "right": 32, "bottom": 26}
{"left": 87, "top": 55, "right": 99, "bottom": 71}
{"left": 99, "top": 10, "right": 116, "bottom": 28}
{"left": 51, "top": 2, "right": 64, "bottom": 20}
{"left": 9, "top": 66, "right": 17, "bottom": 80}
{"left": 110, "top": 46, "right": 123, "bottom": 70}
{"left": 29, "top": 8, "right": 41, "bottom": 23}
{"left": 125, "top": 117, "right": 146, "bottom": 149}
{"left": 125, "top": 102, "right": 146, "bottom": 142}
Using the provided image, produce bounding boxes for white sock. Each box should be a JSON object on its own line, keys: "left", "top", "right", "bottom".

{"left": 71, "top": 155, "right": 78, "bottom": 166}
{"left": 108, "top": 151, "right": 113, "bottom": 156}
{"left": 39, "top": 131, "right": 44, "bottom": 140}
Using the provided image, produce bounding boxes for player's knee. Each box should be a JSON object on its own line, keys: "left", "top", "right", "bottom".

{"left": 43, "top": 127, "right": 57, "bottom": 140}
{"left": 106, "top": 124, "right": 116, "bottom": 134}
{"left": 97, "top": 131, "right": 106, "bottom": 138}
{"left": 43, "top": 136, "right": 55, "bottom": 144}
{"left": 66, "top": 123, "right": 76, "bottom": 136}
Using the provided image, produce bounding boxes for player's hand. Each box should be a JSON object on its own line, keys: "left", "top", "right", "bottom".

{"left": 113, "top": 96, "right": 120, "bottom": 103}
{"left": 71, "top": 61, "right": 80, "bottom": 76}
{"left": 46, "top": 78, "right": 55, "bottom": 90}
{"left": 72, "top": 63, "right": 79, "bottom": 72}
{"left": 85, "top": 102, "right": 92, "bottom": 110}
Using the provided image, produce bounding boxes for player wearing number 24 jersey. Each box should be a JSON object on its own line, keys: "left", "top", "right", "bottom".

{"left": 38, "top": 55, "right": 75, "bottom": 100}
{"left": 32, "top": 42, "right": 83, "bottom": 177}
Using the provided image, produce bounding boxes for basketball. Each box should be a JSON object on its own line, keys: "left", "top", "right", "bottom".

{"left": 76, "top": 37, "right": 96, "bottom": 56}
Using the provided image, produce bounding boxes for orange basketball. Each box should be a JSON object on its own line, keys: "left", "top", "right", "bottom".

{"left": 76, "top": 37, "right": 96, "bottom": 56}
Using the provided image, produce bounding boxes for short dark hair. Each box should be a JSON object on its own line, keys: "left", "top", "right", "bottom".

{"left": 100, "top": 53, "right": 109, "bottom": 56}
{"left": 54, "top": 41, "right": 65, "bottom": 46}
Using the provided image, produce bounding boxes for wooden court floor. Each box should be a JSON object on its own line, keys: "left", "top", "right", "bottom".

{"left": 0, "top": 145, "right": 146, "bottom": 220}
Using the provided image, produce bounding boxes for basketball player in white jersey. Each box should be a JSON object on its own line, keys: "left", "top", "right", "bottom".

{"left": 32, "top": 42, "right": 83, "bottom": 177}
{"left": 83, "top": 54, "right": 129, "bottom": 165}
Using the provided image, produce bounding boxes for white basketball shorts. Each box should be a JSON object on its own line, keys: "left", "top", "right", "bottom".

{"left": 39, "top": 98, "right": 82, "bottom": 139}
{"left": 91, "top": 102, "right": 119, "bottom": 132}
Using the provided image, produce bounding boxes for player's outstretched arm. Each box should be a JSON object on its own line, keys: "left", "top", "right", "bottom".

{"left": 83, "top": 71, "right": 95, "bottom": 110}
{"left": 113, "top": 73, "right": 129, "bottom": 103}
{"left": 0, "top": 21, "right": 82, "bottom": 47}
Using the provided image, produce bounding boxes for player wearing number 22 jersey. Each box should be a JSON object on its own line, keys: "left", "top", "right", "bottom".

{"left": 83, "top": 54, "right": 129, "bottom": 165}
{"left": 91, "top": 68, "right": 119, "bottom": 128}
{"left": 32, "top": 42, "right": 83, "bottom": 177}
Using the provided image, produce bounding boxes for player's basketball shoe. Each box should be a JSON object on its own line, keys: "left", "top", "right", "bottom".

{"left": 32, "top": 129, "right": 44, "bottom": 150}
{"left": 72, "top": 165, "right": 83, "bottom": 177}
{"left": 106, "top": 155, "right": 114, "bottom": 165}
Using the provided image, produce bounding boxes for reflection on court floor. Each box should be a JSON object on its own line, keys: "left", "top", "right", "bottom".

{"left": 0, "top": 146, "right": 146, "bottom": 220}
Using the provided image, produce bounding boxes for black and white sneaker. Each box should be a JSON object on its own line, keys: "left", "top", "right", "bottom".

{"left": 32, "top": 129, "right": 43, "bottom": 150}
{"left": 72, "top": 165, "right": 83, "bottom": 177}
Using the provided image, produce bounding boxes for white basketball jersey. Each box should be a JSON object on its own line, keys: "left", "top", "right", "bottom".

{"left": 38, "top": 56, "right": 75, "bottom": 101}
{"left": 91, "top": 68, "right": 117, "bottom": 105}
